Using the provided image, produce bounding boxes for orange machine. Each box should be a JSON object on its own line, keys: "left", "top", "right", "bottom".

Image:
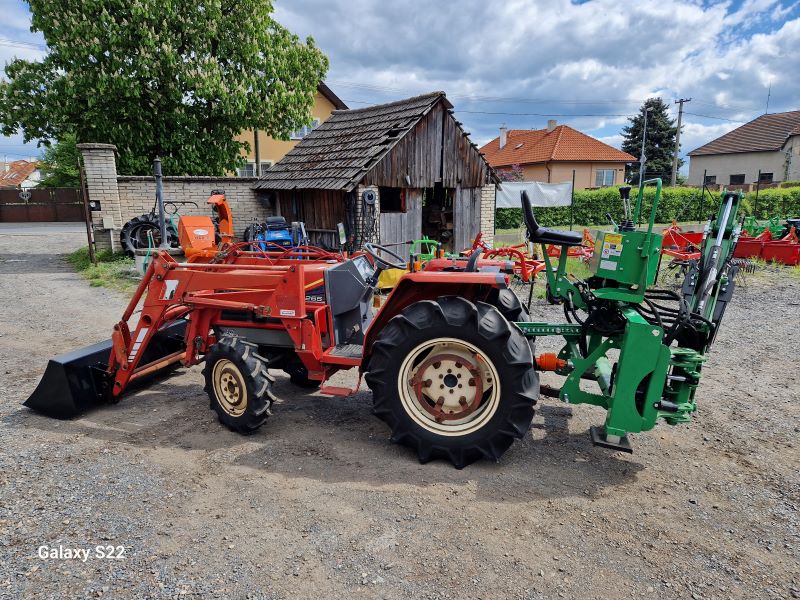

{"left": 178, "top": 191, "right": 234, "bottom": 260}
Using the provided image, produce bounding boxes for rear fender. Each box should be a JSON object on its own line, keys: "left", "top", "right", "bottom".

{"left": 362, "top": 271, "right": 506, "bottom": 368}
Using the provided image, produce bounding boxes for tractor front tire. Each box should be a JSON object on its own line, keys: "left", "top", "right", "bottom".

{"left": 366, "top": 297, "right": 539, "bottom": 468}
{"left": 203, "top": 336, "right": 275, "bottom": 434}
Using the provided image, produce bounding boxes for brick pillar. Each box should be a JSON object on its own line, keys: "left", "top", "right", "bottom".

{"left": 479, "top": 184, "right": 496, "bottom": 247}
{"left": 78, "top": 143, "right": 121, "bottom": 253}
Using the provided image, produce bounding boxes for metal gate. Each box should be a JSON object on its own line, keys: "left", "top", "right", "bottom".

{"left": 0, "top": 187, "right": 84, "bottom": 222}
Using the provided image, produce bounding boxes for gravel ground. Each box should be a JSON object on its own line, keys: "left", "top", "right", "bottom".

{"left": 0, "top": 225, "right": 798, "bottom": 599}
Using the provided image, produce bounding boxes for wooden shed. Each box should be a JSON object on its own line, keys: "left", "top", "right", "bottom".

{"left": 253, "top": 92, "right": 497, "bottom": 251}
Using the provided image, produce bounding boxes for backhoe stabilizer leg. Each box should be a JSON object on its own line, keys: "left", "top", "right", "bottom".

{"left": 590, "top": 426, "right": 633, "bottom": 453}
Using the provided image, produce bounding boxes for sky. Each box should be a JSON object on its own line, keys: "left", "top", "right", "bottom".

{"left": 1, "top": 0, "right": 799, "bottom": 174}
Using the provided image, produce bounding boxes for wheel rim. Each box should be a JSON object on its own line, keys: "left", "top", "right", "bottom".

{"left": 133, "top": 224, "right": 161, "bottom": 248}
{"left": 398, "top": 337, "right": 501, "bottom": 436}
{"left": 212, "top": 359, "right": 248, "bottom": 417}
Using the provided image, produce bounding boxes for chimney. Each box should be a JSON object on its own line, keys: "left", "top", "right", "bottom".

{"left": 499, "top": 125, "right": 508, "bottom": 149}
{"left": 547, "top": 119, "right": 557, "bottom": 132}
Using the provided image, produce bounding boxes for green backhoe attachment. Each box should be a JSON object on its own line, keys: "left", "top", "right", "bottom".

{"left": 519, "top": 181, "right": 742, "bottom": 451}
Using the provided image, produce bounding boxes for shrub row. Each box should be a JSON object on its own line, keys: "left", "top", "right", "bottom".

{"left": 494, "top": 186, "right": 800, "bottom": 230}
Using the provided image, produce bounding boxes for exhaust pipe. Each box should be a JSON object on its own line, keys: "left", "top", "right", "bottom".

{"left": 24, "top": 320, "right": 187, "bottom": 419}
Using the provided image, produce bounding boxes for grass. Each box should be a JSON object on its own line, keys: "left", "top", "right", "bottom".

{"left": 67, "top": 247, "right": 139, "bottom": 293}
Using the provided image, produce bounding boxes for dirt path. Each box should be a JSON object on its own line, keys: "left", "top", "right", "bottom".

{"left": 1, "top": 226, "right": 798, "bottom": 599}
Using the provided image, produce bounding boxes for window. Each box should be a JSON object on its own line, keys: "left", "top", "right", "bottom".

{"left": 379, "top": 187, "right": 405, "bottom": 213}
{"left": 237, "top": 161, "right": 273, "bottom": 177}
{"left": 729, "top": 174, "right": 745, "bottom": 185}
{"left": 237, "top": 162, "right": 256, "bottom": 177}
{"left": 290, "top": 119, "right": 320, "bottom": 140}
{"left": 704, "top": 175, "right": 716, "bottom": 185}
{"left": 759, "top": 172, "right": 773, "bottom": 184}
{"left": 594, "top": 169, "right": 615, "bottom": 187}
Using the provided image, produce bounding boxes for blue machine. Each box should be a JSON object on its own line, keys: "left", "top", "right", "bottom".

{"left": 247, "top": 216, "right": 308, "bottom": 251}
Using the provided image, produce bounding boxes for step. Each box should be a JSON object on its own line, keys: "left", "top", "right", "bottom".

{"left": 321, "top": 343, "right": 363, "bottom": 366}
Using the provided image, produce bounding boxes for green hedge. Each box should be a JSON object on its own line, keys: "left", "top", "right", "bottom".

{"left": 495, "top": 186, "right": 800, "bottom": 230}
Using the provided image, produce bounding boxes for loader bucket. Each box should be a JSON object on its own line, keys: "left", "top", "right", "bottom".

{"left": 24, "top": 320, "right": 187, "bottom": 419}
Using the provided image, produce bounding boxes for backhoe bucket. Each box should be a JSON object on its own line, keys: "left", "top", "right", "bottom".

{"left": 24, "top": 320, "right": 187, "bottom": 419}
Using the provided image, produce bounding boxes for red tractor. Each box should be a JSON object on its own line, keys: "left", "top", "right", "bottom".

{"left": 25, "top": 184, "right": 743, "bottom": 467}
{"left": 25, "top": 240, "right": 535, "bottom": 468}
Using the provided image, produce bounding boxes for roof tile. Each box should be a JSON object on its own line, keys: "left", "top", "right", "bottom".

{"left": 254, "top": 92, "right": 456, "bottom": 191}
{"left": 688, "top": 110, "right": 800, "bottom": 156}
{"left": 480, "top": 126, "right": 635, "bottom": 166}
{"left": 0, "top": 160, "right": 39, "bottom": 188}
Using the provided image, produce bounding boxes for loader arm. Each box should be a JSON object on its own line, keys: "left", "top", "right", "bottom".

{"left": 25, "top": 251, "right": 308, "bottom": 417}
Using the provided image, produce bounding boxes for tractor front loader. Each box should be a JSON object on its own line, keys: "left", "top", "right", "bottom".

{"left": 25, "top": 181, "right": 742, "bottom": 468}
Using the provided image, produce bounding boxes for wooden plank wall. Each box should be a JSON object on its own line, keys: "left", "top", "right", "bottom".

{"left": 453, "top": 187, "right": 481, "bottom": 250}
{"left": 362, "top": 102, "right": 489, "bottom": 190}
{"left": 277, "top": 189, "right": 345, "bottom": 247}
{"left": 442, "top": 114, "right": 490, "bottom": 188}
{"left": 362, "top": 107, "right": 444, "bottom": 188}
{"left": 380, "top": 189, "right": 422, "bottom": 245}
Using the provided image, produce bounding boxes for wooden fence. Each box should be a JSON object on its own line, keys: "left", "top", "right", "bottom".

{"left": 0, "top": 187, "right": 84, "bottom": 222}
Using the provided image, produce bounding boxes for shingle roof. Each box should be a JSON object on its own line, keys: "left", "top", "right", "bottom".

{"left": 480, "top": 125, "right": 635, "bottom": 167}
{"left": 0, "top": 160, "right": 39, "bottom": 188}
{"left": 317, "top": 82, "right": 347, "bottom": 110}
{"left": 688, "top": 110, "right": 800, "bottom": 156}
{"left": 254, "top": 92, "right": 452, "bottom": 191}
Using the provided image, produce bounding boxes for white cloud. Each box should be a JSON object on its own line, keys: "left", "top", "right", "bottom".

{"left": 3, "top": 0, "right": 798, "bottom": 160}
{"left": 274, "top": 0, "right": 799, "bottom": 154}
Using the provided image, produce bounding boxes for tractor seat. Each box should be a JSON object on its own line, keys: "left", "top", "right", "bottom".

{"left": 265, "top": 215, "right": 287, "bottom": 230}
{"left": 520, "top": 191, "right": 583, "bottom": 247}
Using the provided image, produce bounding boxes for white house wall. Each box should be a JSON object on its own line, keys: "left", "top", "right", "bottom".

{"left": 687, "top": 150, "right": 788, "bottom": 185}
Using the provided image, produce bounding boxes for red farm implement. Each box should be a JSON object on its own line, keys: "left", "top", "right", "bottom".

{"left": 734, "top": 226, "right": 799, "bottom": 265}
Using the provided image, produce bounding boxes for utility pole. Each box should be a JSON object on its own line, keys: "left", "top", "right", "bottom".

{"left": 638, "top": 106, "right": 653, "bottom": 189}
{"left": 253, "top": 129, "right": 261, "bottom": 177}
{"left": 671, "top": 98, "right": 691, "bottom": 187}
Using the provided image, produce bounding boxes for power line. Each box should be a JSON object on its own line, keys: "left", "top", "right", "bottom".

{"left": 683, "top": 112, "right": 742, "bottom": 123}
{"left": 457, "top": 110, "right": 632, "bottom": 117}
{"left": 0, "top": 37, "right": 46, "bottom": 51}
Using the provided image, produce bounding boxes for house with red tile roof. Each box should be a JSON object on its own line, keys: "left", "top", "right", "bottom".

{"left": 479, "top": 121, "right": 636, "bottom": 190}
{"left": 687, "top": 110, "right": 800, "bottom": 186}
{"left": 0, "top": 160, "right": 41, "bottom": 189}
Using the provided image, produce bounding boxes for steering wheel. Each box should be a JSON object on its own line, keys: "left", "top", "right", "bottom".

{"left": 364, "top": 243, "right": 407, "bottom": 270}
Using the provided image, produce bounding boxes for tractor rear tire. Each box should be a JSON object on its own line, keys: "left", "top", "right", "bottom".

{"left": 492, "top": 287, "right": 531, "bottom": 322}
{"left": 204, "top": 336, "right": 275, "bottom": 434}
{"left": 120, "top": 213, "right": 179, "bottom": 256}
{"left": 365, "top": 296, "right": 539, "bottom": 468}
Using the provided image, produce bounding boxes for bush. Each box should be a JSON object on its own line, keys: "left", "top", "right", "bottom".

{"left": 780, "top": 180, "right": 800, "bottom": 189}
{"left": 743, "top": 187, "right": 800, "bottom": 218}
{"left": 495, "top": 186, "right": 711, "bottom": 229}
{"left": 494, "top": 185, "right": 800, "bottom": 230}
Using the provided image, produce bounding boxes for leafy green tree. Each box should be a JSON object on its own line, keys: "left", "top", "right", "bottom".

{"left": 621, "top": 98, "right": 679, "bottom": 184}
{"left": 36, "top": 133, "right": 80, "bottom": 187}
{"left": 0, "top": 0, "right": 328, "bottom": 176}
